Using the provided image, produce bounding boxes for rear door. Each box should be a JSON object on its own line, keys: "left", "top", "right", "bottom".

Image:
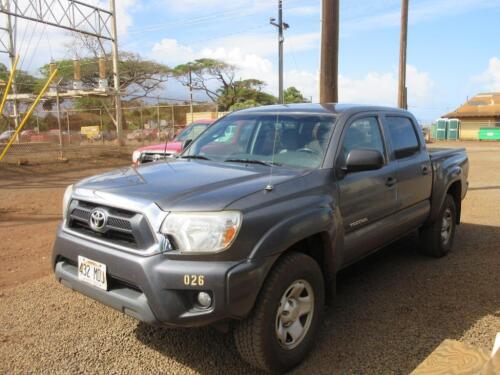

{"left": 335, "top": 113, "right": 398, "bottom": 264}
{"left": 382, "top": 115, "right": 432, "bottom": 210}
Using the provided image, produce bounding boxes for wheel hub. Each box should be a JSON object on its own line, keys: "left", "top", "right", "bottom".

{"left": 275, "top": 280, "right": 314, "bottom": 350}
{"left": 441, "top": 208, "right": 453, "bottom": 244}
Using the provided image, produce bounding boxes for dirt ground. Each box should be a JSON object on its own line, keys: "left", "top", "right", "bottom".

{"left": 0, "top": 141, "right": 499, "bottom": 374}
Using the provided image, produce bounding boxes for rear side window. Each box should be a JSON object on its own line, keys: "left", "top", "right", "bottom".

{"left": 386, "top": 116, "right": 420, "bottom": 159}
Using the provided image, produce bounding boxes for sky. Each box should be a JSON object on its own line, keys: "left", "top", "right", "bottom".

{"left": 2, "top": 0, "right": 500, "bottom": 123}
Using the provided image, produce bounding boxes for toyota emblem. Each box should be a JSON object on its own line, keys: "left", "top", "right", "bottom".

{"left": 89, "top": 209, "right": 107, "bottom": 232}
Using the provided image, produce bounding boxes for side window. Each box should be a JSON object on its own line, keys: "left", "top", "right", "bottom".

{"left": 385, "top": 116, "right": 420, "bottom": 159}
{"left": 341, "top": 117, "right": 385, "bottom": 161}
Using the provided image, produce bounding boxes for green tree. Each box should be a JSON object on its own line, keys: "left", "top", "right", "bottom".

{"left": 173, "top": 59, "right": 236, "bottom": 104}
{"left": 39, "top": 52, "right": 171, "bottom": 100}
{"left": 39, "top": 53, "right": 170, "bottom": 129}
{"left": 173, "top": 59, "right": 277, "bottom": 110}
{"left": 225, "top": 79, "right": 277, "bottom": 111}
{"left": 284, "top": 86, "right": 310, "bottom": 104}
{"left": 0, "top": 63, "right": 42, "bottom": 94}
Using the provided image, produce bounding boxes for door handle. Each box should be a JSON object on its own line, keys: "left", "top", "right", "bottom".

{"left": 421, "top": 165, "right": 430, "bottom": 175}
{"left": 385, "top": 177, "right": 397, "bottom": 187}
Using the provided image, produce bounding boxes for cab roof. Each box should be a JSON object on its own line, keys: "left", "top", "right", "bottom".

{"left": 237, "top": 103, "right": 410, "bottom": 116}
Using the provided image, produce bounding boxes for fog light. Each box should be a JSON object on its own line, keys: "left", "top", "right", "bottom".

{"left": 197, "top": 292, "right": 212, "bottom": 308}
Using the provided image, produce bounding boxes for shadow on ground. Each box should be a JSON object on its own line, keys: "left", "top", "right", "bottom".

{"left": 135, "top": 222, "right": 500, "bottom": 374}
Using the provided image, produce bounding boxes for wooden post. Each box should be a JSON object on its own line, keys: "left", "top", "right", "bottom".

{"left": 171, "top": 105, "right": 175, "bottom": 140}
{"left": 74, "top": 60, "right": 81, "bottom": 81}
{"left": 398, "top": 0, "right": 409, "bottom": 109}
{"left": 320, "top": 0, "right": 339, "bottom": 103}
{"left": 110, "top": 0, "right": 123, "bottom": 146}
{"left": 66, "top": 112, "right": 71, "bottom": 144}
{"left": 189, "top": 67, "right": 194, "bottom": 123}
{"left": 157, "top": 97, "right": 161, "bottom": 142}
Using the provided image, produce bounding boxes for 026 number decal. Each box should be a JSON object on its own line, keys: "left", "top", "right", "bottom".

{"left": 183, "top": 274, "right": 205, "bottom": 286}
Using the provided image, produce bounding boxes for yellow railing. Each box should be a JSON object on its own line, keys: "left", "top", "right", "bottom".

{"left": 0, "top": 67, "right": 59, "bottom": 162}
{"left": 0, "top": 55, "right": 19, "bottom": 116}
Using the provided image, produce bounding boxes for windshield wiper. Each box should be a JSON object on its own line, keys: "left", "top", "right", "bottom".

{"left": 224, "top": 158, "right": 281, "bottom": 167}
{"left": 180, "top": 155, "right": 210, "bottom": 161}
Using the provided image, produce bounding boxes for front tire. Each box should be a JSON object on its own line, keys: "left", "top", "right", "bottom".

{"left": 234, "top": 252, "right": 324, "bottom": 373}
{"left": 419, "top": 194, "right": 457, "bottom": 257}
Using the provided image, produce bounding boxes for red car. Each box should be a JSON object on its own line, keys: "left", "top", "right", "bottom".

{"left": 132, "top": 119, "right": 213, "bottom": 164}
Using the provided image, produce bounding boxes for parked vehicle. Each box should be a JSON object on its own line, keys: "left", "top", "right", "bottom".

{"left": 53, "top": 104, "right": 469, "bottom": 373}
{"left": 132, "top": 119, "right": 213, "bottom": 164}
{"left": 20, "top": 130, "right": 36, "bottom": 142}
{"left": 0, "top": 130, "right": 15, "bottom": 143}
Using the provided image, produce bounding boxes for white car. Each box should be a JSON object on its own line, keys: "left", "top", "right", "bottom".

{"left": 0, "top": 130, "right": 15, "bottom": 143}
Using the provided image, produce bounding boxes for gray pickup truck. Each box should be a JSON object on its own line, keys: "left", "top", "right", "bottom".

{"left": 53, "top": 104, "right": 468, "bottom": 373}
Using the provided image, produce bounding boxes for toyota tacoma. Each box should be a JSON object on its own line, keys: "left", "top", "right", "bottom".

{"left": 53, "top": 104, "right": 469, "bottom": 373}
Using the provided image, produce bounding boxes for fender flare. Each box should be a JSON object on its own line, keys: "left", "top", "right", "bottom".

{"left": 428, "top": 165, "right": 463, "bottom": 224}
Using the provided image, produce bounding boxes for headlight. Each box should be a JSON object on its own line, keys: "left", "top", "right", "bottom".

{"left": 62, "top": 184, "right": 73, "bottom": 220}
{"left": 160, "top": 211, "right": 242, "bottom": 253}
{"left": 132, "top": 150, "right": 142, "bottom": 163}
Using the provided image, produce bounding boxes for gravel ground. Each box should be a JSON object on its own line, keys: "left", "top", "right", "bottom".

{"left": 0, "top": 141, "right": 499, "bottom": 374}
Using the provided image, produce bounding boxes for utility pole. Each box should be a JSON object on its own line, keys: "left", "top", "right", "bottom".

{"left": 320, "top": 0, "right": 339, "bottom": 103}
{"left": 270, "top": 0, "right": 289, "bottom": 104}
{"left": 110, "top": 0, "right": 123, "bottom": 145}
{"left": 3, "top": 0, "right": 19, "bottom": 130}
{"left": 398, "top": 0, "right": 409, "bottom": 109}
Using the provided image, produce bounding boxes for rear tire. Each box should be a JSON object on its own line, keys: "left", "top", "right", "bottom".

{"left": 419, "top": 194, "right": 457, "bottom": 257}
{"left": 234, "top": 252, "right": 324, "bottom": 373}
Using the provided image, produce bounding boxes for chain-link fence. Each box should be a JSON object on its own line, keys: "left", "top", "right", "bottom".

{"left": 0, "top": 103, "right": 225, "bottom": 164}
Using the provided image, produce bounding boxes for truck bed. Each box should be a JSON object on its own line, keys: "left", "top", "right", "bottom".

{"left": 428, "top": 147, "right": 466, "bottom": 161}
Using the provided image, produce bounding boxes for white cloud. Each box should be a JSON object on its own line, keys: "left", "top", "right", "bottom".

{"left": 472, "top": 57, "right": 500, "bottom": 91}
{"left": 152, "top": 39, "right": 196, "bottom": 66}
{"left": 152, "top": 36, "right": 433, "bottom": 106}
{"left": 201, "top": 47, "right": 274, "bottom": 82}
{"left": 285, "top": 70, "right": 319, "bottom": 100}
{"left": 151, "top": 32, "right": 318, "bottom": 81}
{"left": 340, "top": 65, "right": 434, "bottom": 106}
{"left": 186, "top": 32, "right": 319, "bottom": 58}
{"left": 288, "top": 6, "right": 320, "bottom": 16}
{"left": 111, "top": 0, "right": 138, "bottom": 36}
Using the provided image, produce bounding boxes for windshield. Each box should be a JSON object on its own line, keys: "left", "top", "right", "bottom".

{"left": 175, "top": 123, "right": 208, "bottom": 142}
{"left": 182, "top": 113, "right": 337, "bottom": 169}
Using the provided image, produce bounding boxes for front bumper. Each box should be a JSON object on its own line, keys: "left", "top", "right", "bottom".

{"left": 52, "top": 226, "right": 274, "bottom": 327}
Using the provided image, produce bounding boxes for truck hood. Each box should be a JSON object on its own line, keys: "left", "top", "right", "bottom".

{"left": 75, "top": 160, "right": 304, "bottom": 211}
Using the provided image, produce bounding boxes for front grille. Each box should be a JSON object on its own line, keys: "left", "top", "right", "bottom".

{"left": 107, "top": 217, "right": 132, "bottom": 231}
{"left": 68, "top": 200, "right": 155, "bottom": 250}
{"left": 140, "top": 151, "right": 172, "bottom": 164}
{"left": 72, "top": 208, "right": 91, "bottom": 221}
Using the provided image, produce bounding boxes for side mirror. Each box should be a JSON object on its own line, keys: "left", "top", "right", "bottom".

{"left": 344, "top": 149, "right": 384, "bottom": 173}
{"left": 182, "top": 139, "right": 193, "bottom": 151}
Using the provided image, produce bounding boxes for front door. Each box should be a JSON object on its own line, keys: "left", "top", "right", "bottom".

{"left": 336, "top": 115, "right": 398, "bottom": 265}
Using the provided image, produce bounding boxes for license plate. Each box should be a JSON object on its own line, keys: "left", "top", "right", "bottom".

{"left": 78, "top": 256, "right": 107, "bottom": 290}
